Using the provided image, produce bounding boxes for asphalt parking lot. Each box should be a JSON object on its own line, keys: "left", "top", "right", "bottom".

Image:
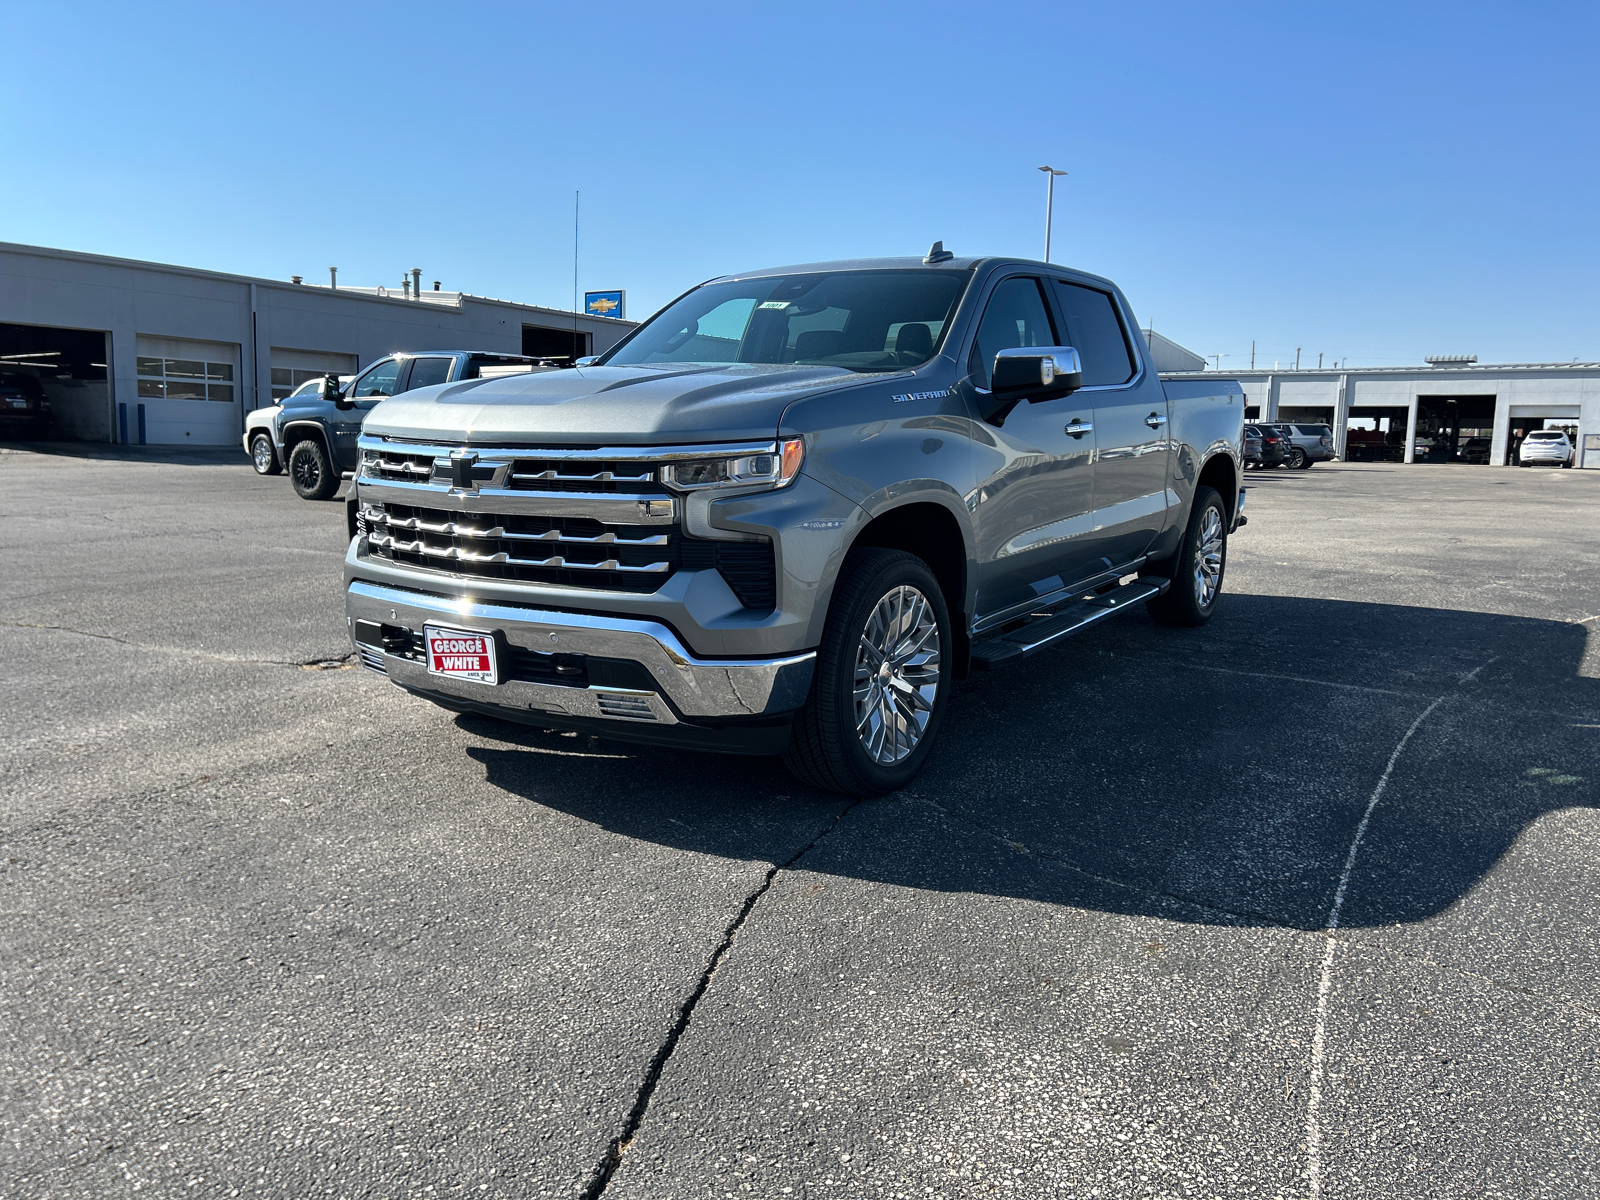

{"left": 3, "top": 446, "right": 1597, "bottom": 1200}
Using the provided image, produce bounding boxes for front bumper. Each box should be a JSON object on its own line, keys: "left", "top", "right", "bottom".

{"left": 346, "top": 578, "right": 815, "bottom": 736}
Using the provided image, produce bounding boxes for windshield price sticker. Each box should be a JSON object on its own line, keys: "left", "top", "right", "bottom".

{"left": 424, "top": 625, "right": 498, "bottom": 685}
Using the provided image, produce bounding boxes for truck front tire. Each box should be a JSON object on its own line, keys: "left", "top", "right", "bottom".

{"left": 288, "top": 438, "right": 340, "bottom": 500}
{"left": 784, "top": 548, "right": 952, "bottom": 796}
{"left": 1146, "top": 485, "right": 1227, "bottom": 628}
{"left": 250, "top": 432, "right": 282, "bottom": 475}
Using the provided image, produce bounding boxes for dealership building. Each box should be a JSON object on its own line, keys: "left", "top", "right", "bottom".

{"left": 1162, "top": 357, "right": 1599, "bottom": 467}
{"left": 0, "top": 241, "right": 635, "bottom": 447}
{"left": 6, "top": 238, "right": 1594, "bottom": 468}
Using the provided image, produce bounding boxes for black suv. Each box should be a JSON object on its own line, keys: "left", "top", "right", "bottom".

{"left": 1244, "top": 424, "right": 1287, "bottom": 469}
{"left": 0, "top": 371, "right": 51, "bottom": 440}
{"left": 277, "top": 351, "right": 542, "bottom": 499}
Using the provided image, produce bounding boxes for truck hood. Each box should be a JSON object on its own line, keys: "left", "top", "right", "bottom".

{"left": 362, "top": 363, "right": 875, "bottom": 446}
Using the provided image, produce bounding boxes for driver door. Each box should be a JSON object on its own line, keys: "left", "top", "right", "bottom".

{"left": 334, "top": 356, "right": 403, "bottom": 469}
{"left": 965, "top": 276, "right": 1100, "bottom": 621}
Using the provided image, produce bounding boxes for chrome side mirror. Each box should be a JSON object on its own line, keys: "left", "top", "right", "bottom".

{"left": 991, "top": 346, "right": 1083, "bottom": 396}
{"left": 574, "top": 356, "right": 599, "bottom": 368}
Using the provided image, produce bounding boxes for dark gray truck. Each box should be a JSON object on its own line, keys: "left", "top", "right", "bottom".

{"left": 344, "top": 249, "right": 1245, "bottom": 794}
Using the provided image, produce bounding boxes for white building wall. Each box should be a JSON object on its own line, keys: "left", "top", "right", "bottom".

{"left": 1166, "top": 365, "right": 1600, "bottom": 468}
{"left": 0, "top": 242, "right": 636, "bottom": 445}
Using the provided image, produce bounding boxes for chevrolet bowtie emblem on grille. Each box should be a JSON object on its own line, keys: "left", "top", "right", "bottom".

{"left": 444, "top": 450, "right": 506, "bottom": 492}
{"left": 448, "top": 450, "right": 480, "bottom": 491}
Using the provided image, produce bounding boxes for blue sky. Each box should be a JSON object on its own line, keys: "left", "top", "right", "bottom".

{"left": 4, "top": 1, "right": 1596, "bottom": 367}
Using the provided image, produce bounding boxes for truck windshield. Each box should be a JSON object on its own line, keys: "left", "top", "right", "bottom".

{"left": 601, "top": 270, "right": 969, "bottom": 372}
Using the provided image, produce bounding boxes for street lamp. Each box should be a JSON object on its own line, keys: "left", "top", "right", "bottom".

{"left": 1037, "top": 165, "right": 1068, "bottom": 262}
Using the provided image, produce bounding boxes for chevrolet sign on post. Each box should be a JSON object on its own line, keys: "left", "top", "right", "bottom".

{"left": 585, "top": 290, "right": 625, "bottom": 320}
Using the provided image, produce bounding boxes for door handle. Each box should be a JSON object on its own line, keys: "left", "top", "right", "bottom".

{"left": 1065, "top": 419, "right": 1093, "bottom": 438}
{"left": 1145, "top": 412, "right": 1168, "bottom": 428}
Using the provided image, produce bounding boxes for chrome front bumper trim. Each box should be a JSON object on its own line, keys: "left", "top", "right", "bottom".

{"left": 360, "top": 434, "right": 779, "bottom": 463}
{"left": 346, "top": 579, "right": 815, "bottom": 721}
{"left": 356, "top": 478, "right": 675, "bottom": 524}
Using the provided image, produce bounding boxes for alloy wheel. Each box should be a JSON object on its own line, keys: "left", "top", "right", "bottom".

{"left": 252, "top": 436, "right": 274, "bottom": 473}
{"left": 292, "top": 451, "right": 320, "bottom": 491}
{"left": 853, "top": 585, "right": 941, "bottom": 766}
{"left": 1193, "top": 505, "right": 1224, "bottom": 609}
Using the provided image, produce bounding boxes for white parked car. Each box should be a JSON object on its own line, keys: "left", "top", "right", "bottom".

{"left": 242, "top": 376, "right": 331, "bottom": 475}
{"left": 1517, "top": 429, "right": 1574, "bottom": 467}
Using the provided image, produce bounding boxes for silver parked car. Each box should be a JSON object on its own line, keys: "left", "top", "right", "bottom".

{"left": 1280, "top": 423, "right": 1333, "bottom": 468}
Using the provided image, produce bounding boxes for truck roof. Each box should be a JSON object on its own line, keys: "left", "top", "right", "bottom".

{"left": 398, "top": 350, "right": 536, "bottom": 359}
{"left": 713, "top": 255, "right": 1121, "bottom": 294}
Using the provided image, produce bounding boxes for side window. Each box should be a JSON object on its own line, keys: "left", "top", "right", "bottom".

{"left": 350, "top": 358, "right": 402, "bottom": 398}
{"left": 407, "top": 357, "right": 453, "bottom": 390}
{"left": 968, "top": 277, "right": 1056, "bottom": 389}
{"left": 1054, "top": 282, "right": 1136, "bottom": 387}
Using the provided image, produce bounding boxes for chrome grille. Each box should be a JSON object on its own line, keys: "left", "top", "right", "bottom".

{"left": 355, "top": 436, "right": 778, "bottom": 606}
{"left": 507, "top": 461, "right": 658, "bottom": 493}
{"left": 363, "top": 501, "right": 672, "bottom": 591}
{"left": 363, "top": 449, "right": 437, "bottom": 482}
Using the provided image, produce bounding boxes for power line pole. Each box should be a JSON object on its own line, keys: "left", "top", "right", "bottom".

{"left": 1250, "top": 340, "right": 1255, "bottom": 370}
{"left": 1295, "top": 346, "right": 1302, "bottom": 370}
{"left": 1037, "top": 166, "right": 1068, "bottom": 262}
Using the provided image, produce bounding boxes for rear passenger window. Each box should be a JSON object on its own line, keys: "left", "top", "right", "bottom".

{"left": 1054, "top": 282, "right": 1135, "bottom": 387}
{"left": 406, "top": 357, "right": 453, "bottom": 390}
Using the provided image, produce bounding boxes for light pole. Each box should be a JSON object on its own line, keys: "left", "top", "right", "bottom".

{"left": 1037, "top": 165, "right": 1068, "bottom": 262}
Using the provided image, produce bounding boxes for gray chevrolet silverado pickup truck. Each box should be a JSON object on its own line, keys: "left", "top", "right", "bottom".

{"left": 344, "top": 247, "right": 1245, "bottom": 794}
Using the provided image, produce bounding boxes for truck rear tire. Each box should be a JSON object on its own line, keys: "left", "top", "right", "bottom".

{"left": 288, "top": 438, "right": 340, "bottom": 500}
{"left": 1146, "top": 485, "right": 1227, "bottom": 628}
{"left": 784, "top": 548, "right": 952, "bottom": 796}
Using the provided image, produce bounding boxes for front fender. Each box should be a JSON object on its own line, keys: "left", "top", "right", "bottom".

{"left": 279, "top": 419, "right": 333, "bottom": 458}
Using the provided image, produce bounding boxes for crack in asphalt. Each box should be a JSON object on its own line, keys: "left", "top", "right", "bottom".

{"left": 578, "top": 796, "right": 869, "bottom": 1200}
{"left": 0, "top": 621, "right": 354, "bottom": 669}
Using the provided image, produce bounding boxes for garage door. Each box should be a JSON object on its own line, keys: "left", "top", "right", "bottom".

{"left": 134, "top": 335, "right": 240, "bottom": 445}
{"left": 269, "top": 347, "right": 357, "bottom": 402}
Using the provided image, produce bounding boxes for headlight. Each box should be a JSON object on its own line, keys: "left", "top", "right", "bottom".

{"left": 662, "top": 438, "right": 805, "bottom": 492}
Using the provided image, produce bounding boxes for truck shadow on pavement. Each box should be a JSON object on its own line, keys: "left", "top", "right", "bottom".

{"left": 460, "top": 594, "right": 1598, "bottom": 933}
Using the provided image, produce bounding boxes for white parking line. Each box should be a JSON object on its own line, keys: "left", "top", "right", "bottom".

{"left": 1304, "top": 694, "right": 1446, "bottom": 1197}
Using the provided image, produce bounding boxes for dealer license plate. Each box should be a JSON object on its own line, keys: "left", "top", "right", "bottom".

{"left": 423, "top": 624, "right": 498, "bottom": 685}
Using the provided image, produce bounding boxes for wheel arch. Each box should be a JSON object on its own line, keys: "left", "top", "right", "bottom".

{"left": 845, "top": 499, "right": 971, "bottom": 675}
{"left": 1196, "top": 450, "right": 1240, "bottom": 524}
{"left": 280, "top": 420, "right": 332, "bottom": 459}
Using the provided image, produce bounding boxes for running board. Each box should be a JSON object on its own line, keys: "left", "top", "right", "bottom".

{"left": 968, "top": 577, "right": 1170, "bottom": 670}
